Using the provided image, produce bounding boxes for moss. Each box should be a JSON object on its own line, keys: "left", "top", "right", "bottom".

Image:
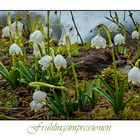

{"left": 101, "top": 66, "right": 129, "bottom": 90}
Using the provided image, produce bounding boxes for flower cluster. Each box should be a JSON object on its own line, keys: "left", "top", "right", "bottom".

{"left": 38, "top": 54, "right": 67, "bottom": 70}
{"left": 30, "top": 91, "right": 47, "bottom": 112}
{"left": 2, "top": 21, "right": 23, "bottom": 38}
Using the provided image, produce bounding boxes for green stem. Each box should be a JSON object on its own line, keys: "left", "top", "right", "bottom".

{"left": 34, "top": 56, "right": 38, "bottom": 81}
{"left": 111, "top": 47, "right": 118, "bottom": 94}
{"left": 58, "top": 69, "right": 66, "bottom": 111}
{"left": 66, "top": 36, "right": 79, "bottom": 98}
{"left": 100, "top": 24, "right": 113, "bottom": 47}
{"left": 29, "top": 81, "right": 68, "bottom": 91}
{"left": 47, "top": 11, "right": 50, "bottom": 55}
{"left": 11, "top": 55, "right": 16, "bottom": 70}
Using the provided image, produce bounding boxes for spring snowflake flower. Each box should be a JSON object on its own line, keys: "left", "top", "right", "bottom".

{"left": 54, "top": 54, "right": 67, "bottom": 69}
{"left": 91, "top": 34, "right": 106, "bottom": 49}
{"left": 33, "top": 42, "right": 46, "bottom": 57}
{"left": 132, "top": 31, "right": 139, "bottom": 40}
{"left": 2, "top": 21, "right": 23, "bottom": 38}
{"left": 38, "top": 55, "right": 52, "bottom": 70}
{"left": 114, "top": 33, "right": 125, "bottom": 45}
{"left": 30, "top": 30, "right": 44, "bottom": 44}
{"left": 33, "top": 91, "right": 47, "bottom": 103}
{"left": 107, "top": 22, "right": 118, "bottom": 32}
{"left": 30, "top": 100, "right": 43, "bottom": 112}
{"left": 9, "top": 43, "right": 23, "bottom": 55}
{"left": 11, "top": 21, "right": 23, "bottom": 36}
{"left": 2, "top": 26, "right": 10, "bottom": 37}
{"left": 128, "top": 66, "right": 140, "bottom": 84}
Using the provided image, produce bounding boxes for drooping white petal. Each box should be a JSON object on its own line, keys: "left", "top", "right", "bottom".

{"left": 38, "top": 55, "right": 52, "bottom": 70}
{"left": 33, "top": 42, "right": 46, "bottom": 57}
{"left": 33, "top": 91, "right": 47, "bottom": 103}
{"left": 114, "top": 33, "right": 125, "bottom": 45}
{"left": 2, "top": 26, "right": 10, "bottom": 37}
{"left": 107, "top": 22, "right": 118, "bottom": 32}
{"left": 9, "top": 43, "right": 23, "bottom": 55}
{"left": 11, "top": 21, "right": 23, "bottom": 36}
{"left": 91, "top": 34, "right": 106, "bottom": 49}
{"left": 30, "top": 30, "right": 44, "bottom": 44}
{"left": 30, "top": 100, "right": 43, "bottom": 112}
{"left": 54, "top": 54, "right": 67, "bottom": 69}
{"left": 128, "top": 67, "right": 140, "bottom": 84}
{"left": 132, "top": 31, "right": 139, "bottom": 40}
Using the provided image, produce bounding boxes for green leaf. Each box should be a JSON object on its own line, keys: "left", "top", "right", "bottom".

{"left": 31, "top": 16, "right": 38, "bottom": 32}
{"left": 93, "top": 87, "right": 117, "bottom": 111}
{"left": 118, "top": 80, "right": 125, "bottom": 108}
{"left": 100, "top": 78, "right": 115, "bottom": 99}
{"left": 83, "top": 81, "right": 94, "bottom": 106}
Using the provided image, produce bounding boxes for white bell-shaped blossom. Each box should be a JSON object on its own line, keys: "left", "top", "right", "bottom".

{"left": 38, "top": 55, "right": 52, "bottom": 70}
{"left": 91, "top": 34, "right": 106, "bottom": 49}
{"left": 2, "top": 21, "right": 23, "bottom": 38}
{"left": 33, "top": 42, "right": 46, "bottom": 57}
{"left": 9, "top": 43, "right": 23, "bottom": 55}
{"left": 107, "top": 22, "right": 118, "bottom": 32}
{"left": 128, "top": 66, "right": 140, "bottom": 84}
{"left": 54, "top": 54, "right": 67, "bottom": 69}
{"left": 30, "top": 100, "right": 43, "bottom": 112}
{"left": 33, "top": 91, "right": 47, "bottom": 103}
{"left": 2, "top": 26, "right": 10, "bottom": 37}
{"left": 11, "top": 21, "right": 23, "bottom": 36}
{"left": 30, "top": 30, "right": 44, "bottom": 44}
{"left": 114, "top": 33, "right": 125, "bottom": 45}
{"left": 132, "top": 31, "right": 139, "bottom": 40}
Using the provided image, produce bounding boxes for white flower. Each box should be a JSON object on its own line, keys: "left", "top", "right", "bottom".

{"left": 114, "top": 33, "right": 125, "bottom": 45}
{"left": 2, "top": 26, "right": 10, "bottom": 37}
{"left": 33, "top": 91, "right": 47, "bottom": 103}
{"left": 107, "top": 22, "right": 118, "bottom": 32}
{"left": 128, "top": 67, "right": 140, "bottom": 84}
{"left": 30, "top": 30, "right": 44, "bottom": 44}
{"left": 54, "top": 54, "right": 67, "bottom": 69}
{"left": 9, "top": 43, "right": 23, "bottom": 55}
{"left": 11, "top": 21, "right": 23, "bottom": 36}
{"left": 38, "top": 55, "right": 52, "bottom": 70}
{"left": 91, "top": 34, "right": 106, "bottom": 49}
{"left": 132, "top": 31, "right": 139, "bottom": 40}
{"left": 33, "top": 42, "right": 46, "bottom": 57}
{"left": 30, "top": 100, "right": 43, "bottom": 112}
{"left": 2, "top": 21, "right": 23, "bottom": 38}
